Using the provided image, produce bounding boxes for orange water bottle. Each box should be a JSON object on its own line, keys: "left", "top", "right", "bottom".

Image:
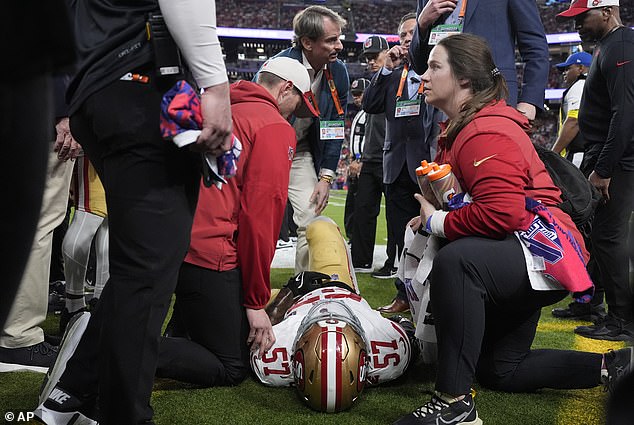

{"left": 427, "top": 163, "right": 463, "bottom": 210}
{"left": 415, "top": 160, "right": 439, "bottom": 207}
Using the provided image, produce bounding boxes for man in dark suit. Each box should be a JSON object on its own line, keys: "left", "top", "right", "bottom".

{"left": 363, "top": 13, "right": 440, "bottom": 314}
{"left": 410, "top": 0, "right": 549, "bottom": 121}
{"left": 350, "top": 37, "right": 395, "bottom": 278}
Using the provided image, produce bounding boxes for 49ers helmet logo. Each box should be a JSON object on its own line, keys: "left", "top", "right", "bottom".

{"left": 293, "top": 349, "right": 305, "bottom": 391}
{"left": 292, "top": 300, "right": 369, "bottom": 413}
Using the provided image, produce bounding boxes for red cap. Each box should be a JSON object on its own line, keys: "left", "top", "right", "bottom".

{"left": 557, "top": 0, "right": 619, "bottom": 19}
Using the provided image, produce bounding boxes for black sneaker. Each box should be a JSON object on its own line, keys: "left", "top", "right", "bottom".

{"left": 34, "top": 385, "right": 98, "bottom": 425}
{"left": 552, "top": 301, "right": 605, "bottom": 322}
{"left": 604, "top": 347, "right": 634, "bottom": 394}
{"left": 574, "top": 313, "right": 634, "bottom": 342}
{"left": 0, "top": 341, "right": 58, "bottom": 373}
{"left": 372, "top": 265, "right": 398, "bottom": 279}
{"left": 393, "top": 392, "right": 482, "bottom": 425}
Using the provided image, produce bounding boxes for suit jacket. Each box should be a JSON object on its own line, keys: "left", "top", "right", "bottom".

{"left": 270, "top": 47, "right": 349, "bottom": 174}
{"left": 410, "top": 0, "right": 549, "bottom": 108}
{"left": 363, "top": 67, "right": 438, "bottom": 184}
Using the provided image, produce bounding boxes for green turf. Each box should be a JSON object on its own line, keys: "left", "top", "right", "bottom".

{"left": 325, "top": 189, "right": 388, "bottom": 244}
{"left": 0, "top": 284, "right": 617, "bottom": 425}
{"left": 0, "top": 193, "right": 621, "bottom": 424}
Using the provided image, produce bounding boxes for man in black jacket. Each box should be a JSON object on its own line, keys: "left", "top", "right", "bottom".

{"left": 362, "top": 14, "right": 440, "bottom": 313}
{"left": 350, "top": 36, "right": 396, "bottom": 279}
{"left": 558, "top": 0, "right": 634, "bottom": 341}
{"left": 35, "top": 1, "right": 232, "bottom": 423}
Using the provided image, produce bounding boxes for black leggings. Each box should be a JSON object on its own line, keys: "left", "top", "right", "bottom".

{"left": 430, "top": 235, "right": 603, "bottom": 395}
{"left": 156, "top": 263, "right": 250, "bottom": 387}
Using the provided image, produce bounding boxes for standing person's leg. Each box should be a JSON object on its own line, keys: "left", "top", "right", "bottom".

{"left": 0, "top": 142, "right": 73, "bottom": 371}
{"left": 385, "top": 178, "right": 397, "bottom": 271}
{"left": 287, "top": 201, "right": 298, "bottom": 239}
{"left": 287, "top": 152, "right": 319, "bottom": 274}
{"left": 0, "top": 75, "right": 51, "bottom": 328}
{"left": 379, "top": 166, "right": 419, "bottom": 311}
{"left": 351, "top": 163, "right": 382, "bottom": 269}
{"left": 343, "top": 175, "right": 358, "bottom": 239}
{"left": 50, "top": 204, "right": 71, "bottom": 283}
{"left": 369, "top": 162, "right": 397, "bottom": 278}
{"left": 552, "top": 151, "right": 608, "bottom": 320}
{"left": 278, "top": 202, "right": 290, "bottom": 243}
{"left": 53, "top": 78, "right": 200, "bottom": 424}
{"left": 577, "top": 168, "right": 634, "bottom": 339}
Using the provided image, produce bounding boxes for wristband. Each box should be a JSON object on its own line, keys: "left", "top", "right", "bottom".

{"left": 319, "top": 175, "right": 334, "bottom": 185}
{"left": 425, "top": 215, "right": 433, "bottom": 234}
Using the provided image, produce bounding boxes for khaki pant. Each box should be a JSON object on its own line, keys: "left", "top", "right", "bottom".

{"left": 0, "top": 145, "right": 73, "bottom": 348}
{"left": 287, "top": 152, "right": 319, "bottom": 274}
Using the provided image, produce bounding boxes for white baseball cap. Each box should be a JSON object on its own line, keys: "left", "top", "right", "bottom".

{"left": 557, "top": 0, "right": 619, "bottom": 19}
{"left": 260, "top": 56, "right": 319, "bottom": 118}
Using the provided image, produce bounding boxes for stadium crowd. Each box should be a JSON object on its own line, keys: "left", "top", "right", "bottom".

{"left": 214, "top": 0, "right": 633, "bottom": 34}
{"left": 2, "top": 1, "right": 633, "bottom": 425}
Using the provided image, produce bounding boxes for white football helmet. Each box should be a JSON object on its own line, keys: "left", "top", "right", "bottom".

{"left": 292, "top": 300, "right": 369, "bottom": 412}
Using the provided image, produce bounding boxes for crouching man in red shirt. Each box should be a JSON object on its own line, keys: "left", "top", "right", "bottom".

{"left": 157, "top": 57, "right": 319, "bottom": 386}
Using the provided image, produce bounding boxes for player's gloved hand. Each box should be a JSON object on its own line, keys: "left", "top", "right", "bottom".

{"left": 284, "top": 271, "right": 332, "bottom": 297}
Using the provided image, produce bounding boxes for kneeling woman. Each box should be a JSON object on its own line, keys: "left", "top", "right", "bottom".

{"left": 394, "top": 33, "right": 631, "bottom": 425}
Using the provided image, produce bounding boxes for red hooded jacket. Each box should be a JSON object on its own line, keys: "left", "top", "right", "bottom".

{"left": 185, "top": 81, "right": 297, "bottom": 309}
{"left": 435, "top": 100, "right": 589, "bottom": 261}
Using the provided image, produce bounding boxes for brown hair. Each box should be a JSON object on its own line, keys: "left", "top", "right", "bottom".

{"left": 437, "top": 33, "right": 509, "bottom": 145}
{"left": 398, "top": 12, "right": 417, "bottom": 32}
{"left": 292, "top": 5, "right": 347, "bottom": 49}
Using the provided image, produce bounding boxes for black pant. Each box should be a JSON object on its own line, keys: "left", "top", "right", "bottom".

{"left": 385, "top": 165, "right": 420, "bottom": 300}
{"left": 156, "top": 264, "right": 249, "bottom": 386}
{"left": 588, "top": 166, "right": 634, "bottom": 321}
{"left": 344, "top": 175, "right": 358, "bottom": 240}
{"left": 351, "top": 162, "right": 392, "bottom": 268}
{"left": 60, "top": 77, "right": 199, "bottom": 424}
{"left": 430, "top": 235, "right": 603, "bottom": 395}
{"left": 278, "top": 201, "right": 297, "bottom": 242}
{"left": 50, "top": 202, "right": 71, "bottom": 282}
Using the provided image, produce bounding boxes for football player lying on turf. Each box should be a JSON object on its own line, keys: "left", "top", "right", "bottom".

{"left": 251, "top": 216, "right": 415, "bottom": 413}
